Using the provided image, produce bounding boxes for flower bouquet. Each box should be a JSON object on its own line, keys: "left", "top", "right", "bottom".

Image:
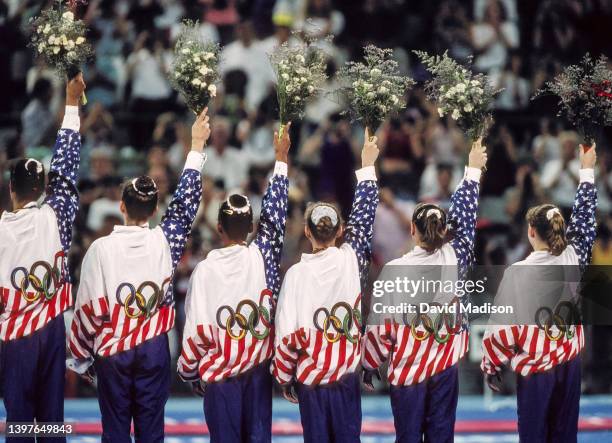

{"left": 415, "top": 51, "right": 500, "bottom": 142}
{"left": 533, "top": 54, "right": 612, "bottom": 147}
{"left": 269, "top": 37, "right": 328, "bottom": 137}
{"left": 169, "top": 20, "right": 220, "bottom": 115}
{"left": 29, "top": 1, "right": 93, "bottom": 104}
{"left": 339, "top": 45, "right": 414, "bottom": 136}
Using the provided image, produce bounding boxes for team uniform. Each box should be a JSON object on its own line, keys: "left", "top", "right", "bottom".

{"left": 481, "top": 169, "right": 597, "bottom": 443}
{"left": 0, "top": 106, "right": 81, "bottom": 443}
{"left": 362, "top": 167, "right": 482, "bottom": 443}
{"left": 272, "top": 166, "right": 379, "bottom": 443}
{"left": 67, "top": 151, "right": 205, "bottom": 443}
{"left": 177, "top": 161, "right": 289, "bottom": 442}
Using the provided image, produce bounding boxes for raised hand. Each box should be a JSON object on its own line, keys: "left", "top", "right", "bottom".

{"left": 274, "top": 121, "right": 291, "bottom": 163}
{"left": 362, "top": 127, "right": 380, "bottom": 168}
{"left": 191, "top": 107, "right": 211, "bottom": 153}
{"left": 580, "top": 142, "right": 597, "bottom": 169}
{"left": 468, "top": 137, "right": 488, "bottom": 170}
{"left": 66, "top": 72, "right": 86, "bottom": 107}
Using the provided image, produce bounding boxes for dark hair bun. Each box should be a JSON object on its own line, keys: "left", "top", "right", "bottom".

{"left": 228, "top": 194, "right": 249, "bottom": 209}
{"left": 10, "top": 158, "right": 45, "bottom": 202}
{"left": 133, "top": 175, "right": 158, "bottom": 197}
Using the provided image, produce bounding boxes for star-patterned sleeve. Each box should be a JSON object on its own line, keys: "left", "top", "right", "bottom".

{"left": 44, "top": 107, "right": 82, "bottom": 256}
{"left": 344, "top": 166, "right": 379, "bottom": 283}
{"left": 160, "top": 152, "right": 204, "bottom": 269}
{"left": 567, "top": 170, "right": 598, "bottom": 267}
{"left": 253, "top": 162, "right": 289, "bottom": 295}
{"left": 449, "top": 168, "right": 481, "bottom": 278}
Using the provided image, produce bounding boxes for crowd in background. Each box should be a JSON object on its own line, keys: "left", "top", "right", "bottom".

{"left": 1, "top": 0, "right": 612, "bottom": 396}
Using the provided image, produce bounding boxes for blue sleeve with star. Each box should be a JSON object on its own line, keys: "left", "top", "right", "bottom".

{"left": 160, "top": 169, "right": 203, "bottom": 269}
{"left": 344, "top": 180, "right": 379, "bottom": 283}
{"left": 44, "top": 129, "right": 81, "bottom": 256}
{"left": 567, "top": 181, "right": 597, "bottom": 267}
{"left": 254, "top": 174, "right": 289, "bottom": 295}
{"left": 449, "top": 178, "right": 480, "bottom": 278}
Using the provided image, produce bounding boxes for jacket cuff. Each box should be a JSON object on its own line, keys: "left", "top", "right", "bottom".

{"left": 464, "top": 166, "right": 482, "bottom": 182}
{"left": 579, "top": 168, "right": 595, "bottom": 184}
{"left": 61, "top": 106, "right": 80, "bottom": 132}
{"left": 274, "top": 161, "right": 288, "bottom": 176}
{"left": 356, "top": 166, "right": 377, "bottom": 182}
{"left": 184, "top": 151, "right": 206, "bottom": 172}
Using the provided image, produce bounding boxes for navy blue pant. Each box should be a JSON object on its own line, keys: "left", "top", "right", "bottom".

{"left": 0, "top": 314, "right": 66, "bottom": 443}
{"left": 296, "top": 373, "right": 362, "bottom": 443}
{"left": 516, "top": 356, "right": 581, "bottom": 443}
{"left": 389, "top": 365, "right": 458, "bottom": 443}
{"left": 94, "top": 333, "right": 170, "bottom": 443}
{"left": 203, "top": 360, "right": 273, "bottom": 443}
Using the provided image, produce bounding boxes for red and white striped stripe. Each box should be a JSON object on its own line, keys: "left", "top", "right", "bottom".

{"left": 69, "top": 295, "right": 175, "bottom": 359}
{"left": 481, "top": 324, "right": 584, "bottom": 376}
{"left": 0, "top": 283, "right": 72, "bottom": 341}
{"left": 178, "top": 325, "right": 275, "bottom": 383}
{"left": 362, "top": 322, "right": 469, "bottom": 385}
{"left": 273, "top": 327, "right": 361, "bottom": 386}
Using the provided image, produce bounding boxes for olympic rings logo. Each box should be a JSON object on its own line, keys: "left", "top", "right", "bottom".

{"left": 216, "top": 289, "right": 275, "bottom": 340}
{"left": 313, "top": 296, "right": 361, "bottom": 344}
{"left": 401, "top": 297, "right": 463, "bottom": 344}
{"left": 10, "top": 251, "right": 66, "bottom": 302}
{"left": 535, "top": 301, "right": 580, "bottom": 341}
{"left": 115, "top": 277, "right": 171, "bottom": 319}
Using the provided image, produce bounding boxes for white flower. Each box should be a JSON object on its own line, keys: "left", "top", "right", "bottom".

{"left": 286, "top": 85, "right": 293, "bottom": 93}
{"left": 437, "top": 108, "right": 444, "bottom": 118}
{"left": 352, "top": 80, "right": 360, "bottom": 88}
{"left": 308, "top": 85, "right": 315, "bottom": 93}
{"left": 370, "top": 68, "right": 382, "bottom": 77}
{"left": 76, "top": 37, "right": 86, "bottom": 45}
{"left": 464, "top": 104, "right": 473, "bottom": 112}
{"left": 62, "top": 11, "right": 74, "bottom": 21}
{"left": 53, "top": 46, "right": 61, "bottom": 54}
{"left": 67, "top": 51, "right": 76, "bottom": 59}
{"left": 366, "top": 92, "right": 375, "bottom": 99}
{"left": 192, "top": 78, "right": 202, "bottom": 86}
{"left": 296, "top": 54, "right": 305, "bottom": 63}
{"left": 38, "top": 43, "right": 46, "bottom": 51}
{"left": 391, "top": 95, "right": 399, "bottom": 105}
{"left": 199, "top": 66, "right": 210, "bottom": 75}
{"left": 208, "top": 84, "right": 217, "bottom": 97}
{"left": 471, "top": 80, "right": 480, "bottom": 86}
{"left": 456, "top": 83, "right": 466, "bottom": 93}
{"left": 363, "top": 83, "right": 372, "bottom": 91}
{"left": 204, "top": 52, "right": 215, "bottom": 61}
{"left": 451, "top": 109, "right": 461, "bottom": 120}
{"left": 379, "top": 104, "right": 388, "bottom": 113}
{"left": 293, "top": 95, "right": 301, "bottom": 102}
{"left": 66, "top": 40, "right": 75, "bottom": 49}
{"left": 300, "top": 77, "right": 307, "bottom": 83}
{"left": 378, "top": 86, "right": 388, "bottom": 94}
{"left": 281, "top": 73, "right": 289, "bottom": 80}
{"left": 194, "top": 56, "right": 201, "bottom": 63}
{"left": 43, "top": 24, "right": 51, "bottom": 34}
{"left": 48, "top": 35, "right": 56, "bottom": 45}
{"left": 200, "top": 82, "right": 207, "bottom": 89}
{"left": 181, "top": 48, "right": 190, "bottom": 54}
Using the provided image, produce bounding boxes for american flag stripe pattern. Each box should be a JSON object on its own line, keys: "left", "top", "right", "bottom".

{"left": 69, "top": 166, "right": 202, "bottom": 360}
{"left": 362, "top": 176, "right": 479, "bottom": 385}
{"left": 481, "top": 181, "right": 597, "bottom": 376}
{"left": 272, "top": 179, "right": 379, "bottom": 386}
{"left": 178, "top": 173, "right": 288, "bottom": 383}
{"left": 0, "top": 129, "right": 80, "bottom": 341}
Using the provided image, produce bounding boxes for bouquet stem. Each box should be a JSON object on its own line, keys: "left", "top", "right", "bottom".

{"left": 278, "top": 123, "right": 286, "bottom": 140}
{"left": 81, "top": 92, "right": 87, "bottom": 105}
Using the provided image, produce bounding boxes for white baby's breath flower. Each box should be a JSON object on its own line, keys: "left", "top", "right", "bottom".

{"left": 53, "top": 46, "right": 61, "bottom": 54}
{"left": 370, "top": 68, "right": 382, "bottom": 77}
{"left": 281, "top": 73, "right": 289, "bottom": 80}
{"left": 437, "top": 108, "right": 444, "bottom": 117}
{"left": 391, "top": 95, "right": 399, "bottom": 105}
{"left": 203, "top": 52, "right": 215, "bottom": 61}
{"left": 296, "top": 54, "right": 305, "bottom": 63}
{"left": 208, "top": 84, "right": 217, "bottom": 97}
{"left": 192, "top": 78, "right": 202, "bottom": 86}
{"left": 48, "top": 35, "right": 56, "bottom": 45}
{"left": 308, "top": 85, "right": 315, "bottom": 93}
{"left": 181, "top": 48, "right": 190, "bottom": 54}
{"left": 293, "top": 95, "right": 301, "bottom": 102}
{"left": 66, "top": 40, "right": 75, "bottom": 49}
{"left": 464, "top": 104, "right": 473, "bottom": 112}
{"left": 378, "top": 86, "right": 388, "bottom": 94}
{"left": 43, "top": 24, "right": 51, "bottom": 34}
{"left": 199, "top": 66, "right": 210, "bottom": 75}
{"left": 451, "top": 109, "right": 461, "bottom": 120}
{"left": 366, "top": 92, "right": 375, "bottom": 99}
{"left": 76, "top": 36, "right": 86, "bottom": 45}
{"left": 62, "top": 11, "right": 74, "bottom": 22}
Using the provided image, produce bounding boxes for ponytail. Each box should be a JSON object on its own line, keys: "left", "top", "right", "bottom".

{"left": 526, "top": 204, "right": 567, "bottom": 256}
{"left": 413, "top": 203, "right": 447, "bottom": 252}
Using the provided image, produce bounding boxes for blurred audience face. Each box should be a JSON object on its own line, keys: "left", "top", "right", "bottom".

{"left": 211, "top": 119, "right": 231, "bottom": 150}
{"left": 148, "top": 166, "right": 170, "bottom": 198}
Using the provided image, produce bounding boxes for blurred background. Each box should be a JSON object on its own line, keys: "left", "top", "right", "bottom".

{"left": 0, "top": 0, "right": 612, "bottom": 412}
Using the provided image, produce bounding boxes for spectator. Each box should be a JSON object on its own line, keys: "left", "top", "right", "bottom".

{"left": 21, "top": 78, "right": 54, "bottom": 149}
{"left": 205, "top": 117, "right": 248, "bottom": 192}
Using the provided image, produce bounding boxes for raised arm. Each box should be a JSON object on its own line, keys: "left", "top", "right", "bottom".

{"left": 160, "top": 109, "right": 210, "bottom": 268}
{"left": 449, "top": 138, "right": 487, "bottom": 275}
{"left": 566, "top": 144, "right": 598, "bottom": 267}
{"left": 44, "top": 74, "right": 86, "bottom": 255}
{"left": 253, "top": 123, "right": 291, "bottom": 295}
{"left": 344, "top": 128, "right": 380, "bottom": 282}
